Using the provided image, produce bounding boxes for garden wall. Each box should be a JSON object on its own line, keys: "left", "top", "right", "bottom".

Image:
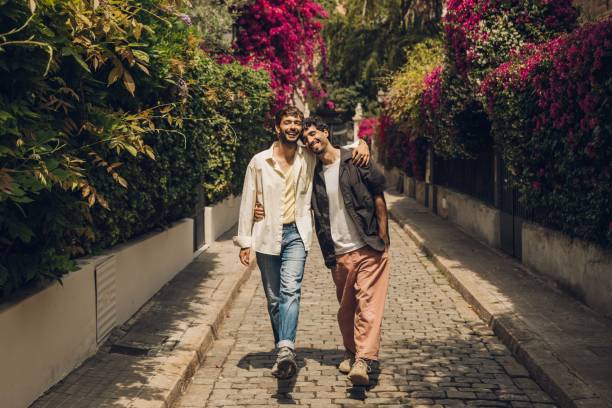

{"left": 0, "top": 219, "right": 195, "bottom": 408}
{"left": 436, "top": 186, "right": 501, "bottom": 249}
{"left": 395, "top": 171, "right": 612, "bottom": 319}
{"left": 522, "top": 223, "right": 612, "bottom": 318}
{"left": 204, "top": 195, "right": 241, "bottom": 244}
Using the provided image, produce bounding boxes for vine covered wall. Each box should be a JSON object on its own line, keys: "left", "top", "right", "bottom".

{"left": 483, "top": 19, "right": 612, "bottom": 245}
{"left": 0, "top": 0, "right": 272, "bottom": 298}
{"left": 385, "top": 0, "right": 610, "bottom": 247}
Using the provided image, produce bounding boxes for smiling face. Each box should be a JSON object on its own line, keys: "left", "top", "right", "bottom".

{"left": 302, "top": 124, "right": 330, "bottom": 155}
{"left": 275, "top": 115, "right": 303, "bottom": 145}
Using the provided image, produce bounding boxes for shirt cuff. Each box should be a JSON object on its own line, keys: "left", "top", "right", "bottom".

{"left": 233, "top": 235, "right": 252, "bottom": 248}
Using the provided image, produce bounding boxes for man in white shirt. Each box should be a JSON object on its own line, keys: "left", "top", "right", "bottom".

{"left": 233, "top": 106, "right": 370, "bottom": 379}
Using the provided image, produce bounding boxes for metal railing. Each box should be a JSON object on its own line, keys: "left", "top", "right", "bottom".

{"left": 433, "top": 149, "right": 495, "bottom": 206}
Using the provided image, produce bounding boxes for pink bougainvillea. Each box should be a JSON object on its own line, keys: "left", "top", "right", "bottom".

{"left": 482, "top": 19, "right": 610, "bottom": 141}
{"left": 482, "top": 18, "right": 612, "bottom": 245}
{"left": 357, "top": 117, "right": 379, "bottom": 143}
{"left": 222, "top": 0, "right": 328, "bottom": 110}
{"left": 419, "top": 66, "right": 443, "bottom": 133}
{"left": 444, "top": 0, "right": 577, "bottom": 77}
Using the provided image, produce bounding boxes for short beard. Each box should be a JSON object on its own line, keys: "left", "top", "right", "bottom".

{"left": 278, "top": 131, "right": 299, "bottom": 145}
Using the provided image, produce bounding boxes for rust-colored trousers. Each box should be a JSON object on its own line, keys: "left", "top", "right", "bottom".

{"left": 332, "top": 246, "right": 390, "bottom": 361}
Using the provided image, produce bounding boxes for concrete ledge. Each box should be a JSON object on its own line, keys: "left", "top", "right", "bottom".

{"left": 522, "top": 222, "right": 612, "bottom": 319}
{"left": 415, "top": 179, "right": 428, "bottom": 206}
{"left": 205, "top": 195, "right": 241, "bottom": 244}
{"left": 0, "top": 219, "right": 195, "bottom": 408}
{"left": 112, "top": 218, "right": 195, "bottom": 324}
{"left": 386, "top": 191, "right": 611, "bottom": 408}
{"left": 31, "top": 230, "right": 254, "bottom": 408}
{"left": 384, "top": 167, "right": 403, "bottom": 192}
{"left": 403, "top": 176, "right": 416, "bottom": 198}
{"left": 436, "top": 185, "right": 501, "bottom": 249}
{"left": 0, "top": 263, "right": 97, "bottom": 408}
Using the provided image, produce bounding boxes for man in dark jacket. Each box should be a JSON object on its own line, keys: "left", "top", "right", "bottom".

{"left": 304, "top": 116, "right": 390, "bottom": 386}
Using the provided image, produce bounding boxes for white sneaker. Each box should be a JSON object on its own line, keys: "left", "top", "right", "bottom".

{"left": 276, "top": 346, "right": 297, "bottom": 379}
{"left": 338, "top": 350, "right": 355, "bottom": 374}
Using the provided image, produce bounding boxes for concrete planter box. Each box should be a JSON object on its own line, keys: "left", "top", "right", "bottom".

{"left": 522, "top": 222, "right": 612, "bottom": 318}
{"left": 0, "top": 218, "right": 194, "bottom": 408}
{"left": 397, "top": 175, "right": 612, "bottom": 319}
{"left": 403, "top": 176, "right": 416, "bottom": 198}
{"left": 384, "top": 167, "right": 403, "bottom": 192}
{"left": 435, "top": 186, "right": 501, "bottom": 249}
{"left": 204, "top": 194, "right": 241, "bottom": 244}
{"left": 415, "top": 179, "right": 428, "bottom": 207}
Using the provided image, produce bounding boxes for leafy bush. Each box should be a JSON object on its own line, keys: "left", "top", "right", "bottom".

{"left": 386, "top": 38, "right": 444, "bottom": 125}
{"left": 444, "top": 0, "right": 577, "bottom": 80}
{"left": 482, "top": 19, "right": 612, "bottom": 246}
{"left": 323, "top": 1, "right": 443, "bottom": 110}
{"left": 381, "top": 37, "right": 443, "bottom": 176}
{"left": 423, "top": 68, "right": 491, "bottom": 158}
{"left": 0, "top": 0, "right": 271, "bottom": 297}
{"left": 420, "top": 0, "right": 579, "bottom": 158}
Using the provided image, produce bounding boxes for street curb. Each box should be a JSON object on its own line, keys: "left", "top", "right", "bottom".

{"left": 388, "top": 202, "right": 606, "bottom": 408}
{"left": 128, "top": 259, "right": 255, "bottom": 408}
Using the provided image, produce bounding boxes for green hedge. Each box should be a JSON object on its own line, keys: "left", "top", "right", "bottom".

{"left": 0, "top": 0, "right": 272, "bottom": 297}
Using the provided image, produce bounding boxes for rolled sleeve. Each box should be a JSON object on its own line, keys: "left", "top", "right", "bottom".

{"left": 232, "top": 235, "right": 252, "bottom": 248}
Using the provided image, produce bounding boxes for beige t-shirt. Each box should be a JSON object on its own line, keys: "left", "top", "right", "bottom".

{"left": 282, "top": 164, "right": 296, "bottom": 224}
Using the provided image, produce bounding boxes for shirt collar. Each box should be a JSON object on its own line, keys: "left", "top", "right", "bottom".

{"left": 264, "top": 142, "right": 304, "bottom": 164}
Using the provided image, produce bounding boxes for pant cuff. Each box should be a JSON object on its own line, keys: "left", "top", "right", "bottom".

{"left": 355, "top": 353, "right": 378, "bottom": 361}
{"left": 277, "top": 340, "right": 295, "bottom": 350}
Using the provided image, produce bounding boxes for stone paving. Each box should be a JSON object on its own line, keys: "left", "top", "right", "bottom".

{"left": 175, "top": 220, "right": 558, "bottom": 408}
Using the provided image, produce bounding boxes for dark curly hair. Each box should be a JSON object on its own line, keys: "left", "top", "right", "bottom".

{"left": 302, "top": 115, "right": 329, "bottom": 133}
{"left": 275, "top": 105, "right": 304, "bottom": 127}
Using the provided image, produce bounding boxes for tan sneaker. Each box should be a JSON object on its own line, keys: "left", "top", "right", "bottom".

{"left": 347, "top": 358, "right": 371, "bottom": 386}
{"left": 338, "top": 350, "right": 355, "bottom": 374}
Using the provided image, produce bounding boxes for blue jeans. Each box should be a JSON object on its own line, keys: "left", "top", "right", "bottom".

{"left": 256, "top": 223, "right": 307, "bottom": 350}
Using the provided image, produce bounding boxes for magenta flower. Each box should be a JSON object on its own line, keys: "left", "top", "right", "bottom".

{"left": 219, "top": 0, "right": 327, "bottom": 110}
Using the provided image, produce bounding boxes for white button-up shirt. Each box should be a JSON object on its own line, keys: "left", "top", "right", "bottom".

{"left": 233, "top": 142, "right": 315, "bottom": 255}
{"left": 233, "top": 141, "right": 359, "bottom": 255}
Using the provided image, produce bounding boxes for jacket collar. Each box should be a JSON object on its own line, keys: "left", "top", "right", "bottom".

{"left": 340, "top": 147, "right": 353, "bottom": 163}
{"left": 315, "top": 146, "right": 351, "bottom": 176}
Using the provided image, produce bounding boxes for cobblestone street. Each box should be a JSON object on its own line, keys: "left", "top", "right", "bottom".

{"left": 175, "top": 220, "right": 557, "bottom": 408}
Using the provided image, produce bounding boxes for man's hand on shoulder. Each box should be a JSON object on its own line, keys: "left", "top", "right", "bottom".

{"left": 351, "top": 139, "right": 370, "bottom": 167}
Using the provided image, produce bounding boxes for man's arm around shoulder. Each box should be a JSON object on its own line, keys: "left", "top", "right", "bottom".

{"left": 357, "top": 160, "right": 386, "bottom": 197}
{"left": 356, "top": 161, "right": 389, "bottom": 248}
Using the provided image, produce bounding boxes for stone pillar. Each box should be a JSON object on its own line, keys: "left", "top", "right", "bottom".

{"left": 425, "top": 147, "right": 437, "bottom": 211}
{"left": 352, "top": 103, "right": 363, "bottom": 143}
{"left": 494, "top": 151, "right": 502, "bottom": 209}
